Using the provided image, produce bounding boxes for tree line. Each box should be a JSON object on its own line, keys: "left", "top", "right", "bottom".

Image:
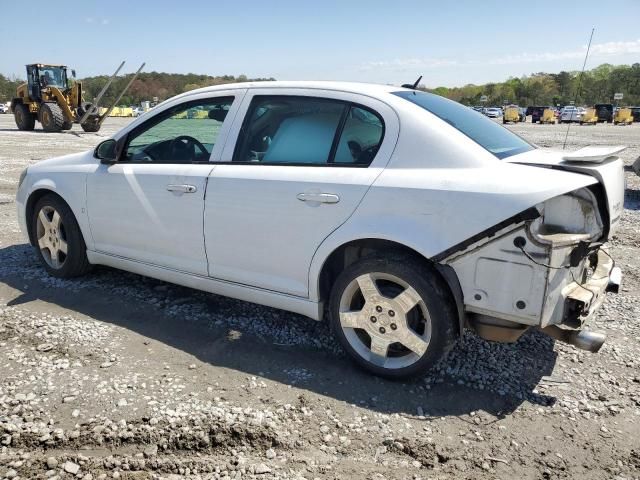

{"left": 1, "top": 63, "right": 638, "bottom": 107}
{"left": 0, "top": 71, "right": 274, "bottom": 105}
{"left": 425, "top": 63, "right": 640, "bottom": 107}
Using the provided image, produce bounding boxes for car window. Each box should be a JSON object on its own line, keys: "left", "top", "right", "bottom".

{"left": 123, "top": 97, "right": 233, "bottom": 163}
{"left": 394, "top": 90, "right": 533, "bottom": 160}
{"left": 233, "top": 96, "right": 345, "bottom": 164}
{"left": 334, "top": 107, "right": 384, "bottom": 164}
{"left": 233, "top": 96, "right": 384, "bottom": 166}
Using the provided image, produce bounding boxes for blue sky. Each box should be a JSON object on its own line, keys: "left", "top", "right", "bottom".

{"left": 1, "top": 0, "right": 639, "bottom": 87}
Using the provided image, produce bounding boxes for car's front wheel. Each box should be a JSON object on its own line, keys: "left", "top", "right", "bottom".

{"left": 329, "top": 254, "right": 457, "bottom": 379}
{"left": 32, "top": 194, "right": 92, "bottom": 278}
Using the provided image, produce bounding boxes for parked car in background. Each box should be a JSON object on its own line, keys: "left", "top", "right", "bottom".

{"left": 560, "top": 106, "right": 584, "bottom": 123}
{"left": 485, "top": 107, "right": 502, "bottom": 118}
{"left": 0, "top": 103, "right": 9, "bottom": 114}
{"left": 595, "top": 104, "right": 614, "bottom": 123}
{"left": 629, "top": 106, "right": 640, "bottom": 122}
{"left": 131, "top": 106, "right": 145, "bottom": 117}
{"left": 16, "top": 81, "right": 624, "bottom": 378}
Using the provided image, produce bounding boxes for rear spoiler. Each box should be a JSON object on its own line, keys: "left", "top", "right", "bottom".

{"left": 563, "top": 146, "right": 626, "bottom": 164}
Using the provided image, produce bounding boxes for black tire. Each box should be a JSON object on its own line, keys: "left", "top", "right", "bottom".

{"left": 62, "top": 121, "right": 73, "bottom": 130}
{"left": 14, "top": 103, "right": 35, "bottom": 131}
{"left": 328, "top": 253, "right": 457, "bottom": 379}
{"left": 39, "top": 103, "right": 65, "bottom": 132}
{"left": 77, "top": 102, "right": 93, "bottom": 117}
{"left": 32, "top": 194, "right": 92, "bottom": 278}
{"left": 81, "top": 122, "right": 101, "bottom": 133}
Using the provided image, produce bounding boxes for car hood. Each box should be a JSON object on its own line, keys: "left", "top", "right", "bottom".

{"left": 507, "top": 146, "right": 626, "bottom": 235}
{"left": 28, "top": 150, "right": 98, "bottom": 171}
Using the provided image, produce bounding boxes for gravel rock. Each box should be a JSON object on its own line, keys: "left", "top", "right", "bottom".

{"left": 254, "top": 463, "right": 271, "bottom": 474}
{"left": 63, "top": 461, "right": 80, "bottom": 474}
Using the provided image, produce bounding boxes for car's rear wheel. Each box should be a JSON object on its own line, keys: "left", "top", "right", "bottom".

{"left": 32, "top": 194, "right": 91, "bottom": 278}
{"left": 329, "top": 254, "right": 457, "bottom": 379}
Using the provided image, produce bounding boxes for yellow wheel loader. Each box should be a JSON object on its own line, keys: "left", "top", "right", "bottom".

{"left": 11, "top": 61, "right": 144, "bottom": 133}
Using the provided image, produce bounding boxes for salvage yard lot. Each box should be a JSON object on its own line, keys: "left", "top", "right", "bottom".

{"left": 0, "top": 114, "right": 639, "bottom": 479}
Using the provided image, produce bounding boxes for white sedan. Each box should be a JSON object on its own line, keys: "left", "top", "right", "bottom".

{"left": 16, "top": 81, "right": 624, "bottom": 378}
{"left": 560, "top": 106, "right": 585, "bottom": 123}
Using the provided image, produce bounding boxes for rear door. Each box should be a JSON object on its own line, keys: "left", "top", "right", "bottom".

{"left": 204, "top": 89, "right": 399, "bottom": 297}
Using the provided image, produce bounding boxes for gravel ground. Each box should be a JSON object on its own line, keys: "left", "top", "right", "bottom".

{"left": 0, "top": 114, "right": 639, "bottom": 480}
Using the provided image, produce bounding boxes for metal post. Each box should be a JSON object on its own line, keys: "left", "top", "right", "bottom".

{"left": 78, "top": 61, "right": 125, "bottom": 125}
{"left": 96, "top": 63, "right": 145, "bottom": 126}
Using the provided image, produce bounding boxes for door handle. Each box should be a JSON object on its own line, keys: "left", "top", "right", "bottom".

{"left": 296, "top": 192, "right": 340, "bottom": 204}
{"left": 166, "top": 184, "right": 197, "bottom": 193}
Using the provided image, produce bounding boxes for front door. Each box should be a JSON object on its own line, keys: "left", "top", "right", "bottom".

{"left": 86, "top": 93, "right": 241, "bottom": 275}
{"left": 205, "top": 91, "right": 398, "bottom": 297}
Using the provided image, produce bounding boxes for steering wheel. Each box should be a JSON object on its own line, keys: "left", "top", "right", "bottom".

{"left": 170, "top": 135, "right": 209, "bottom": 161}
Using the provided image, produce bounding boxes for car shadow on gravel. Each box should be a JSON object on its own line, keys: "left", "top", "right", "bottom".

{"left": 0, "top": 243, "right": 558, "bottom": 419}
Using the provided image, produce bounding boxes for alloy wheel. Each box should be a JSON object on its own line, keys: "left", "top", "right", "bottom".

{"left": 338, "top": 272, "right": 432, "bottom": 370}
{"left": 36, "top": 206, "right": 68, "bottom": 269}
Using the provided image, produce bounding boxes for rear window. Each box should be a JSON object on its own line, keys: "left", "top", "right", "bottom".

{"left": 394, "top": 91, "right": 533, "bottom": 160}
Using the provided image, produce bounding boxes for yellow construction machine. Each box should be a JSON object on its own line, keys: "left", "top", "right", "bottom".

{"left": 502, "top": 106, "right": 520, "bottom": 124}
{"left": 579, "top": 108, "right": 598, "bottom": 125}
{"left": 11, "top": 61, "right": 144, "bottom": 133}
{"left": 614, "top": 108, "right": 633, "bottom": 125}
{"left": 539, "top": 108, "right": 557, "bottom": 124}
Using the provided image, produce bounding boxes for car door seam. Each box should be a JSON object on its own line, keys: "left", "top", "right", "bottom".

{"left": 305, "top": 117, "right": 402, "bottom": 299}
{"left": 83, "top": 171, "right": 97, "bottom": 248}
{"left": 202, "top": 166, "right": 216, "bottom": 276}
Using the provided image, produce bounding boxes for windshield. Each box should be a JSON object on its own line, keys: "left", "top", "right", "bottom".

{"left": 393, "top": 90, "right": 533, "bottom": 159}
{"left": 39, "top": 66, "right": 67, "bottom": 89}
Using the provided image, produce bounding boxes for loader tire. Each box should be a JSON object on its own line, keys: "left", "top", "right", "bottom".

{"left": 14, "top": 103, "right": 35, "bottom": 131}
{"left": 81, "top": 122, "right": 101, "bottom": 133}
{"left": 39, "top": 103, "right": 65, "bottom": 132}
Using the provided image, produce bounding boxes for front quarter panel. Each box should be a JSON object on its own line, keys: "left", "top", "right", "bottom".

{"left": 17, "top": 151, "right": 98, "bottom": 249}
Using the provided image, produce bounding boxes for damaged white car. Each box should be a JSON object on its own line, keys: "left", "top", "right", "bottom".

{"left": 16, "top": 82, "right": 624, "bottom": 378}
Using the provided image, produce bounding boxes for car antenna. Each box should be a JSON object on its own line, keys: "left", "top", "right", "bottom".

{"left": 563, "top": 28, "right": 594, "bottom": 150}
{"left": 402, "top": 75, "right": 423, "bottom": 90}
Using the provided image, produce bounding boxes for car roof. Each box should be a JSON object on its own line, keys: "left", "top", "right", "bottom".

{"left": 179, "top": 81, "right": 409, "bottom": 99}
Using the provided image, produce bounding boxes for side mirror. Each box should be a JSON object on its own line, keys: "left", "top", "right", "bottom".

{"left": 95, "top": 139, "right": 118, "bottom": 164}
